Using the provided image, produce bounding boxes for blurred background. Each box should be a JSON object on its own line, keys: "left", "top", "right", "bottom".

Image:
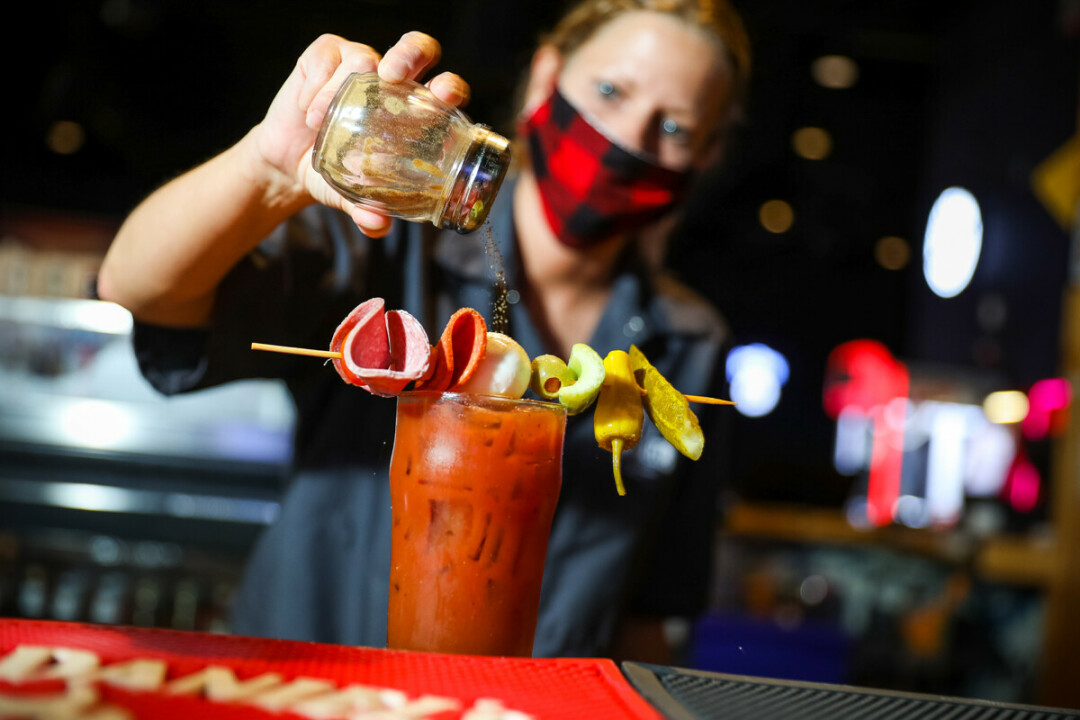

{"left": 2, "top": 0, "right": 1077, "bottom": 710}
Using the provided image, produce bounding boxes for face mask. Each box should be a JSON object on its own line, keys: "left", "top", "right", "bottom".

{"left": 519, "top": 88, "right": 692, "bottom": 248}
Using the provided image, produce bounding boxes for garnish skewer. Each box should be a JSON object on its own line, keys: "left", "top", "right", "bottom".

{"left": 251, "top": 341, "right": 734, "bottom": 405}
{"left": 250, "top": 342, "right": 342, "bottom": 360}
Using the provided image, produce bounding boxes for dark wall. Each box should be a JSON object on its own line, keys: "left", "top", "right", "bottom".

{"left": 906, "top": 0, "right": 1076, "bottom": 387}
{"left": 8, "top": 0, "right": 565, "bottom": 217}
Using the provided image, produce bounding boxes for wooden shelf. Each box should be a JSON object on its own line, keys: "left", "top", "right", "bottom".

{"left": 722, "top": 501, "right": 1057, "bottom": 588}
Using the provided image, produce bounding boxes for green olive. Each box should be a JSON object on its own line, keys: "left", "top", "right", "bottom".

{"left": 530, "top": 354, "right": 575, "bottom": 400}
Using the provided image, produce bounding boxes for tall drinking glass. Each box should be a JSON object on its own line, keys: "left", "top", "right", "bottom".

{"left": 387, "top": 392, "right": 567, "bottom": 656}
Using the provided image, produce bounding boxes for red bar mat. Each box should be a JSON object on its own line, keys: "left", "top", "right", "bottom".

{"left": 0, "top": 619, "right": 662, "bottom": 719}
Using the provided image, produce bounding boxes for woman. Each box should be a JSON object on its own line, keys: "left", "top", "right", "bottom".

{"left": 98, "top": 0, "right": 751, "bottom": 660}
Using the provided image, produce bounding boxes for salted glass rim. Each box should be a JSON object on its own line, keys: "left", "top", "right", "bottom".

{"left": 396, "top": 390, "right": 567, "bottom": 415}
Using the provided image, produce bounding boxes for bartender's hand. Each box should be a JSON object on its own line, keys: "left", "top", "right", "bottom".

{"left": 249, "top": 32, "right": 470, "bottom": 237}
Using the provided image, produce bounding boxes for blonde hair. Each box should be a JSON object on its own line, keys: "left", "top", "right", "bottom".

{"left": 541, "top": 0, "right": 752, "bottom": 123}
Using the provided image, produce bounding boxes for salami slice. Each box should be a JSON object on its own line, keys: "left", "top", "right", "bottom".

{"left": 415, "top": 307, "right": 488, "bottom": 392}
{"left": 330, "top": 298, "right": 431, "bottom": 397}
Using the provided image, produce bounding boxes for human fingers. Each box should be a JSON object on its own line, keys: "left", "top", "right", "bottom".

{"left": 296, "top": 34, "right": 382, "bottom": 130}
{"left": 426, "top": 71, "right": 471, "bottom": 108}
{"left": 378, "top": 31, "right": 442, "bottom": 83}
{"left": 300, "top": 161, "right": 392, "bottom": 236}
{"left": 347, "top": 206, "right": 394, "bottom": 239}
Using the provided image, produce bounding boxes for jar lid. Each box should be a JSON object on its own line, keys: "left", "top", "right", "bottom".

{"left": 440, "top": 126, "right": 511, "bottom": 234}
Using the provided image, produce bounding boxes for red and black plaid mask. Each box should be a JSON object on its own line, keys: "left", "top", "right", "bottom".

{"left": 520, "top": 89, "right": 692, "bottom": 248}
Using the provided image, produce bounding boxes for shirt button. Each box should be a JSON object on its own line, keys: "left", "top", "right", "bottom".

{"left": 623, "top": 315, "right": 645, "bottom": 337}
{"left": 506, "top": 289, "right": 520, "bottom": 305}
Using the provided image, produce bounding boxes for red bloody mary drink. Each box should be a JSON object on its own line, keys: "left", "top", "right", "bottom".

{"left": 387, "top": 391, "right": 567, "bottom": 656}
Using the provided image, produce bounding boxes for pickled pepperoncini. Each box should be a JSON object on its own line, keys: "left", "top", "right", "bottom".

{"left": 629, "top": 345, "right": 704, "bottom": 461}
{"left": 594, "top": 350, "right": 644, "bottom": 496}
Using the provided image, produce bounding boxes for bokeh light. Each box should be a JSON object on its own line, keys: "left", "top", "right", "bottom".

{"left": 759, "top": 199, "right": 794, "bottom": 234}
{"left": 792, "top": 126, "right": 832, "bottom": 160}
{"left": 726, "top": 343, "right": 789, "bottom": 418}
{"left": 982, "top": 390, "right": 1029, "bottom": 424}
{"left": 811, "top": 55, "right": 859, "bottom": 89}
{"left": 46, "top": 120, "right": 86, "bottom": 155}
{"left": 874, "top": 236, "right": 911, "bottom": 270}
{"left": 1022, "top": 378, "right": 1072, "bottom": 440}
{"left": 923, "top": 186, "right": 983, "bottom": 298}
{"left": 59, "top": 399, "right": 132, "bottom": 449}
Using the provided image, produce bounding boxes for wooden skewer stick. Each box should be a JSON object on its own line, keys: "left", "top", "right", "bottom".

{"left": 682, "top": 394, "right": 737, "bottom": 406}
{"left": 632, "top": 380, "right": 734, "bottom": 406}
{"left": 251, "top": 342, "right": 342, "bottom": 360}
{"left": 251, "top": 342, "right": 736, "bottom": 405}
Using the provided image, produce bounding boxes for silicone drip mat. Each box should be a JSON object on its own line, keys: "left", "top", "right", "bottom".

{"left": 622, "top": 663, "right": 1080, "bottom": 720}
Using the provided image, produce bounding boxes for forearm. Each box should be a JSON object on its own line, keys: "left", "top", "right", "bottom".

{"left": 98, "top": 130, "right": 312, "bottom": 327}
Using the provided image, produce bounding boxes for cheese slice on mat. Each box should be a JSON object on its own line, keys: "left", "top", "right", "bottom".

{"left": 330, "top": 297, "right": 431, "bottom": 397}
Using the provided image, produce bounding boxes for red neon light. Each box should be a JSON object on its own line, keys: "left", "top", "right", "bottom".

{"left": 1005, "top": 449, "right": 1041, "bottom": 513}
{"left": 1021, "top": 377, "right": 1072, "bottom": 441}
{"left": 824, "top": 340, "right": 909, "bottom": 526}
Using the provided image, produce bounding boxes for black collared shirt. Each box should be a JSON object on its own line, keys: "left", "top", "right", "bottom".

{"left": 133, "top": 177, "right": 731, "bottom": 656}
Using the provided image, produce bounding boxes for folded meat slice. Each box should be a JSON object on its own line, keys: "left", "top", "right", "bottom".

{"left": 415, "top": 307, "right": 488, "bottom": 392}
{"left": 330, "top": 298, "right": 431, "bottom": 397}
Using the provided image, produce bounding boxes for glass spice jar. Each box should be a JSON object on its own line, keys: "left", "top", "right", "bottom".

{"left": 311, "top": 72, "right": 511, "bottom": 234}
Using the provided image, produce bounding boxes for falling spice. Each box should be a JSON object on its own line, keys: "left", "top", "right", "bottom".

{"left": 483, "top": 223, "right": 510, "bottom": 335}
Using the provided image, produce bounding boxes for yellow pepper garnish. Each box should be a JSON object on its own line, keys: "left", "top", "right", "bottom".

{"left": 630, "top": 345, "right": 704, "bottom": 461}
{"left": 594, "top": 350, "right": 644, "bottom": 496}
